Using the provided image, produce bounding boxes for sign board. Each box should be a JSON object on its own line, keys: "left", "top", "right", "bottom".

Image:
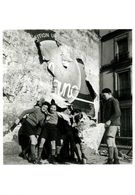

{"left": 29, "top": 30, "right": 97, "bottom": 105}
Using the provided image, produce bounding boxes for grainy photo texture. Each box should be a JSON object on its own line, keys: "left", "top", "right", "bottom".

{"left": 3, "top": 29, "right": 132, "bottom": 165}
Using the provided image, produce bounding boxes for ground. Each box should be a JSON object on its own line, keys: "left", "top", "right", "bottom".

{"left": 3, "top": 142, "right": 132, "bottom": 165}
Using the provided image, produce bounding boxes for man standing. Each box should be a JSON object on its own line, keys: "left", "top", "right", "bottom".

{"left": 101, "top": 88, "right": 121, "bottom": 164}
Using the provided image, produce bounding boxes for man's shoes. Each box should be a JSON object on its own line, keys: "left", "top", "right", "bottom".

{"left": 19, "top": 152, "right": 28, "bottom": 160}
{"left": 35, "top": 158, "right": 42, "bottom": 164}
{"left": 81, "top": 153, "right": 87, "bottom": 164}
{"left": 82, "top": 158, "right": 87, "bottom": 164}
{"left": 56, "top": 155, "right": 63, "bottom": 164}
{"left": 40, "top": 159, "right": 49, "bottom": 164}
{"left": 48, "top": 155, "right": 57, "bottom": 164}
{"left": 28, "top": 158, "right": 37, "bottom": 164}
{"left": 28, "top": 154, "right": 37, "bottom": 164}
{"left": 105, "top": 158, "right": 114, "bottom": 164}
{"left": 113, "top": 158, "right": 120, "bottom": 164}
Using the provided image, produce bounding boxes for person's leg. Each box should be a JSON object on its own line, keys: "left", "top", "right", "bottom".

{"left": 56, "top": 139, "right": 63, "bottom": 162}
{"left": 56, "top": 133, "right": 62, "bottom": 155}
{"left": 112, "top": 138, "right": 120, "bottom": 164}
{"left": 74, "top": 135, "right": 85, "bottom": 163}
{"left": 56, "top": 139, "right": 63, "bottom": 154}
{"left": 106, "top": 137, "right": 114, "bottom": 164}
{"left": 60, "top": 136, "right": 70, "bottom": 161}
{"left": 20, "top": 144, "right": 30, "bottom": 159}
{"left": 108, "top": 126, "right": 120, "bottom": 164}
{"left": 49, "top": 140, "right": 56, "bottom": 163}
{"left": 29, "top": 135, "right": 37, "bottom": 163}
{"left": 69, "top": 135, "right": 81, "bottom": 163}
{"left": 48, "top": 125, "right": 58, "bottom": 163}
{"left": 56, "top": 128, "right": 62, "bottom": 157}
{"left": 37, "top": 138, "right": 46, "bottom": 163}
{"left": 18, "top": 124, "right": 31, "bottom": 159}
{"left": 18, "top": 134, "right": 30, "bottom": 159}
{"left": 73, "top": 144, "right": 81, "bottom": 163}
{"left": 106, "top": 126, "right": 119, "bottom": 164}
{"left": 79, "top": 142, "right": 87, "bottom": 164}
{"left": 51, "top": 140, "right": 56, "bottom": 156}
{"left": 66, "top": 131, "right": 75, "bottom": 161}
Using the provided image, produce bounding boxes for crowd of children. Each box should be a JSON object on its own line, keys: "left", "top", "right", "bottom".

{"left": 12, "top": 98, "right": 88, "bottom": 164}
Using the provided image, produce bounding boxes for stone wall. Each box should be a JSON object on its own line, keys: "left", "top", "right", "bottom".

{"left": 3, "top": 30, "right": 52, "bottom": 131}
{"left": 3, "top": 30, "right": 100, "bottom": 147}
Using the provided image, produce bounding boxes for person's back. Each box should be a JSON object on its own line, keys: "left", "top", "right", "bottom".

{"left": 103, "top": 96, "right": 121, "bottom": 126}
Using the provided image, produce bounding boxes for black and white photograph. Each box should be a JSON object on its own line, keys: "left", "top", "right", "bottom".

{"left": 0, "top": 1, "right": 134, "bottom": 195}
{"left": 3, "top": 29, "right": 132, "bottom": 165}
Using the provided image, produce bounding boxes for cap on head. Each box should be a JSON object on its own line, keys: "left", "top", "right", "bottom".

{"left": 102, "top": 88, "right": 112, "bottom": 94}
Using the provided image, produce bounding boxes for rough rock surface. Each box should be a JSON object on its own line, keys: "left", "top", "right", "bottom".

{"left": 3, "top": 30, "right": 52, "bottom": 132}
{"left": 3, "top": 30, "right": 101, "bottom": 159}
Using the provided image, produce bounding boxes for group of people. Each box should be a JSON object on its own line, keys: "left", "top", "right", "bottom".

{"left": 11, "top": 87, "right": 121, "bottom": 165}
{"left": 12, "top": 98, "right": 87, "bottom": 164}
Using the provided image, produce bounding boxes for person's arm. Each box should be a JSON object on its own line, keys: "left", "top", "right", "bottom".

{"left": 18, "top": 108, "right": 37, "bottom": 120}
{"left": 58, "top": 112, "right": 72, "bottom": 125}
{"left": 47, "top": 112, "right": 52, "bottom": 116}
{"left": 57, "top": 112, "right": 71, "bottom": 124}
{"left": 15, "top": 108, "right": 37, "bottom": 124}
{"left": 10, "top": 108, "right": 36, "bottom": 131}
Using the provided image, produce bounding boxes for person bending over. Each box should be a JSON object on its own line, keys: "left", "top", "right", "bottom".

{"left": 101, "top": 88, "right": 121, "bottom": 164}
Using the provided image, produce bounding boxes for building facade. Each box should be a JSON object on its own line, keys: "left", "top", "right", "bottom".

{"left": 100, "top": 29, "right": 132, "bottom": 141}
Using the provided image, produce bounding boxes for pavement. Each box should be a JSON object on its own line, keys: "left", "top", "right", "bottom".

{"left": 3, "top": 142, "right": 132, "bottom": 165}
{"left": 4, "top": 154, "right": 132, "bottom": 165}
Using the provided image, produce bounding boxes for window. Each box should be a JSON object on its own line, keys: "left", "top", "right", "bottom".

{"left": 117, "top": 70, "right": 131, "bottom": 99}
{"left": 120, "top": 107, "right": 132, "bottom": 137}
{"left": 115, "top": 34, "right": 129, "bottom": 61}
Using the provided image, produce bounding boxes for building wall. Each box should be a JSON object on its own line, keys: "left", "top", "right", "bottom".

{"left": 101, "top": 30, "right": 132, "bottom": 67}
{"left": 101, "top": 39, "right": 114, "bottom": 65}
{"left": 100, "top": 29, "right": 132, "bottom": 139}
{"left": 101, "top": 71, "right": 114, "bottom": 93}
{"left": 99, "top": 30, "right": 116, "bottom": 37}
